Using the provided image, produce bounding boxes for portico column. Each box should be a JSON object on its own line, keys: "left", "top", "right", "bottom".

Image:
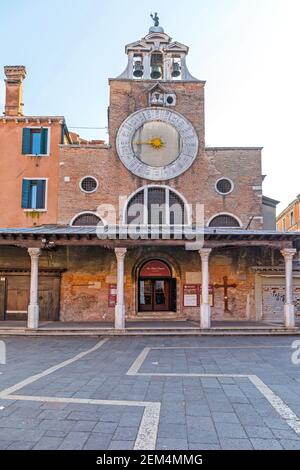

{"left": 27, "top": 248, "right": 41, "bottom": 329}
{"left": 281, "top": 248, "right": 297, "bottom": 328}
{"left": 115, "top": 248, "right": 127, "bottom": 329}
{"left": 199, "top": 248, "right": 212, "bottom": 329}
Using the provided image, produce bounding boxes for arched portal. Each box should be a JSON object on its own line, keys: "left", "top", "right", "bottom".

{"left": 138, "top": 259, "right": 176, "bottom": 313}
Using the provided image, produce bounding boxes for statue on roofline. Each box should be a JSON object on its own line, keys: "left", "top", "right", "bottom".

{"left": 150, "top": 12, "right": 160, "bottom": 27}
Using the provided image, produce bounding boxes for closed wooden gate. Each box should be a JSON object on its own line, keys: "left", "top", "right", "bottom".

{"left": 0, "top": 272, "right": 61, "bottom": 322}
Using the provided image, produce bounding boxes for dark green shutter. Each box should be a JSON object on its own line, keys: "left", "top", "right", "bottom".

{"left": 22, "top": 128, "right": 31, "bottom": 154}
{"left": 170, "top": 278, "right": 177, "bottom": 312}
{"left": 40, "top": 128, "right": 48, "bottom": 154}
{"left": 36, "top": 180, "right": 46, "bottom": 209}
{"left": 21, "top": 180, "right": 30, "bottom": 208}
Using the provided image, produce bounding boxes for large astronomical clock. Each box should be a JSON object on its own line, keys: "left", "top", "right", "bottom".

{"left": 116, "top": 108, "right": 199, "bottom": 181}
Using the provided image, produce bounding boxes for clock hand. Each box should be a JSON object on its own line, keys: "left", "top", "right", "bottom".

{"left": 133, "top": 137, "right": 165, "bottom": 149}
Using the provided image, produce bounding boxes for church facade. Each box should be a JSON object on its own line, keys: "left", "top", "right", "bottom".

{"left": 0, "top": 20, "right": 299, "bottom": 330}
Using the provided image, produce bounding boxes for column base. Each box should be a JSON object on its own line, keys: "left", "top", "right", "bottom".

{"left": 200, "top": 304, "right": 211, "bottom": 329}
{"left": 115, "top": 304, "right": 125, "bottom": 329}
{"left": 284, "top": 304, "right": 295, "bottom": 328}
{"left": 27, "top": 304, "right": 39, "bottom": 329}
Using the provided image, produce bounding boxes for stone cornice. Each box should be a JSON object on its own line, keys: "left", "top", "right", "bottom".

{"left": 0, "top": 116, "right": 65, "bottom": 124}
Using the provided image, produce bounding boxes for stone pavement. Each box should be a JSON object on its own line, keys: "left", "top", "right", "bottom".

{"left": 0, "top": 336, "right": 300, "bottom": 450}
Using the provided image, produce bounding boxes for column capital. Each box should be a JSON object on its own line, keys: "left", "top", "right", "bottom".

{"left": 28, "top": 248, "right": 41, "bottom": 258}
{"left": 115, "top": 248, "right": 127, "bottom": 260}
{"left": 199, "top": 248, "right": 212, "bottom": 260}
{"left": 281, "top": 248, "right": 297, "bottom": 260}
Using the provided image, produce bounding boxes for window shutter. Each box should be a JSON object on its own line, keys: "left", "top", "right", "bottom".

{"left": 36, "top": 180, "right": 46, "bottom": 209}
{"left": 22, "top": 128, "right": 31, "bottom": 155}
{"left": 21, "top": 180, "right": 30, "bottom": 208}
{"left": 40, "top": 128, "right": 48, "bottom": 155}
{"left": 170, "top": 278, "right": 177, "bottom": 312}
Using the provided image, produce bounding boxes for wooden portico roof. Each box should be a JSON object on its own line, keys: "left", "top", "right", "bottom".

{"left": 0, "top": 226, "right": 299, "bottom": 250}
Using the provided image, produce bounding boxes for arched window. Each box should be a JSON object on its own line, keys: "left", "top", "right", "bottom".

{"left": 71, "top": 212, "right": 103, "bottom": 227}
{"left": 208, "top": 214, "right": 241, "bottom": 228}
{"left": 124, "top": 186, "right": 189, "bottom": 226}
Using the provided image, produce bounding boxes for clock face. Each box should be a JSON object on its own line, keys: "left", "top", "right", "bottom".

{"left": 116, "top": 108, "right": 198, "bottom": 181}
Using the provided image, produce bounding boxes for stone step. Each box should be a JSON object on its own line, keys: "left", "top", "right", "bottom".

{"left": 0, "top": 327, "right": 298, "bottom": 337}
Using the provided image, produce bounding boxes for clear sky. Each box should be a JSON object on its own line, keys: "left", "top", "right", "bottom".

{"left": 0, "top": 0, "right": 299, "bottom": 213}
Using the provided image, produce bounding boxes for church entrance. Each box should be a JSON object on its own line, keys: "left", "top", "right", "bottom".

{"left": 138, "top": 260, "right": 176, "bottom": 313}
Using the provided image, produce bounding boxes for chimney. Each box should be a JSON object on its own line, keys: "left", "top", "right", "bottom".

{"left": 4, "top": 66, "right": 26, "bottom": 116}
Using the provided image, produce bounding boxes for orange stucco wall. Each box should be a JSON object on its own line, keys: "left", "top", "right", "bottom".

{"left": 277, "top": 199, "right": 300, "bottom": 232}
{"left": 0, "top": 119, "right": 62, "bottom": 227}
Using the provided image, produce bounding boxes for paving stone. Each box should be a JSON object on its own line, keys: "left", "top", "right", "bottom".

{"left": 250, "top": 438, "right": 283, "bottom": 450}
{"left": 215, "top": 422, "right": 248, "bottom": 439}
{"left": 93, "top": 422, "right": 118, "bottom": 434}
{"left": 38, "top": 419, "right": 74, "bottom": 432}
{"left": 280, "top": 439, "right": 300, "bottom": 450}
{"left": 244, "top": 425, "right": 274, "bottom": 439}
{"left": 156, "top": 438, "right": 189, "bottom": 450}
{"left": 33, "top": 437, "right": 64, "bottom": 450}
{"left": 271, "top": 427, "right": 300, "bottom": 440}
{"left": 211, "top": 412, "right": 240, "bottom": 424}
{"left": 38, "top": 410, "right": 71, "bottom": 420}
{"left": 0, "top": 440, "right": 14, "bottom": 450}
{"left": 58, "top": 432, "right": 90, "bottom": 450}
{"left": 191, "top": 443, "right": 221, "bottom": 450}
{"left": 220, "top": 439, "right": 253, "bottom": 450}
{"left": 7, "top": 441, "right": 35, "bottom": 450}
{"left": 108, "top": 440, "right": 135, "bottom": 450}
{"left": 84, "top": 434, "right": 112, "bottom": 450}
{"left": 158, "top": 423, "right": 187, "bottom": 439}
{"left": 186, "top": 403, "right": 211, "bottom": 417}
{"left": 44, "top": 430, "right": 67, "bottom": 438}
{"left": 113, "top": 426, "right": 138, "bottom": 441}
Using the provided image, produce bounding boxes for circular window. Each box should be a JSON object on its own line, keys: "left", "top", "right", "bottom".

{"left": 80, "top": 176, "right": 98, "bottom": 194}
{"left": 215, "top": 178, "right": 234, "bottom": 195}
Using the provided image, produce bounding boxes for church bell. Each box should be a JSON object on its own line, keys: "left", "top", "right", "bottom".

{"left": 133, "top": 61, "right": 144, "bottom": 78}
{"left": 151, "top": 65, "right": 162, "bottom": 79}
{"left": 171, "top": 62, "right": 181, "bottom": 78}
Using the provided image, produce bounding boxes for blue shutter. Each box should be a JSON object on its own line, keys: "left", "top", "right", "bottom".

{"left": 21, "top": 180, "right": 30, "bottom": 208}
{"left": 36, "top": 180, "right": 46, "bottom": 209}
{"left": 22, "top": 128, "right": 31, "bottom": 155}
{"left": 40, "top": 128, "right": 48, "bottom": 155}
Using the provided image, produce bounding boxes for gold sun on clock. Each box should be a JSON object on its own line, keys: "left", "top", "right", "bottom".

{"left": 134, "top": 137, "right": 165, "bottom": 150}
{"left": 132, "top": 121, "right": 182, "bottom": 167}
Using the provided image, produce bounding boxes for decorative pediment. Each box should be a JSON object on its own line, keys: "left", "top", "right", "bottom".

{"left": 126, "top": 41, "right": 151, "bottom": 53}
{"left": 147, "top": 82, "right": 169, "bottom": 94}
{"left": 165, "top": 41, "right": 189, "bottom": 53}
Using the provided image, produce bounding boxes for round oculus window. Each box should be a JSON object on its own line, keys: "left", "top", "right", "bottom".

{"left": 215, "top": 178, "right": 234, "bottom": 195}
{"left": 80, "top": 177, "right": 98, "bottom": 193}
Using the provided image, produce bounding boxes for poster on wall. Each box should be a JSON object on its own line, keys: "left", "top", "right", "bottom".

{"left": 183, "top": 284, "right": 200, "bottom": 307}
{"left": 108, "top": 284, "right": 117, "bottom": 308}
{"left": 200, "top": 285, "right": 215, "bottom": 307}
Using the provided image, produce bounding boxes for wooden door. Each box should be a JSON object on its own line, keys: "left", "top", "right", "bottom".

{"left": 39, "top": 276, "right": 60, "bottom": 321}
{"left": 4, "top": 274, "right": 60, "bottom": 322}
{"left": 6, "top": 275, "right": 30, "bottom": 321}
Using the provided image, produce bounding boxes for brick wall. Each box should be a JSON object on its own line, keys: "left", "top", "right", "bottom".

{"left": 58, "top": 79, "right": 263, "bottom": 228}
